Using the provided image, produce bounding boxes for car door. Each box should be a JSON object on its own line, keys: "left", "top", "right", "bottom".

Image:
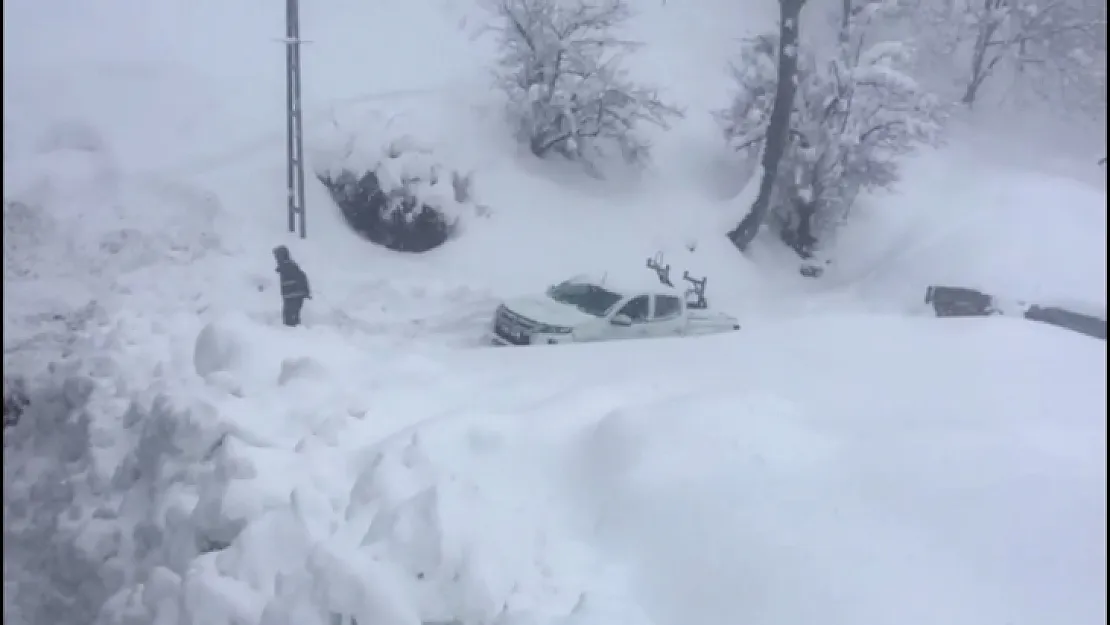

{"left": 649, "top": 294, "right": 686, "bottom": 337}
{"left": 608, "top": 295, "right": 652, "bottom": 340}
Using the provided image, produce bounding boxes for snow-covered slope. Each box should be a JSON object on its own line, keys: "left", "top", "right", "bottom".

{"left": 3, "top": 0, "right": 1106, "bottom": 624}
{"left": 821, "top": 138, "right": 1108, "bottom": 312}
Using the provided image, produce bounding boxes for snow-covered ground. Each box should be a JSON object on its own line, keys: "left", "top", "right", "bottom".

{"left": 4, "top": 0, "right": 1106, "bottom": 624}
{"left": 8, "top": 311, "right": 1106, "bottom": 625}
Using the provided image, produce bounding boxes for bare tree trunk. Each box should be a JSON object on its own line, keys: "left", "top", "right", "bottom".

{"left": 840, "top": 0, "right": 851, "bottom": 42}
{"left": 962, "top": 0, "right": 1002, "bottom": 107}
{"left": 962, "top": 38, "right": 990, "bottom": 106}
{"left": 727, "top": 0, "right": 807, "bottom": 253}
{"left": 961, "top": 78, "right": 982, "bottom": 106}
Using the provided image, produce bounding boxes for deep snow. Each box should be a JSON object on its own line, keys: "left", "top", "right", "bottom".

{"left": 3, "top": 0, "right": 1106, "bottom": 624}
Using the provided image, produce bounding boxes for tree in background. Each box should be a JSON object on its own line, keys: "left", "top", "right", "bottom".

{"left": 720, "top": 0, "right": 945, "bottom": 257}
{"left": 724, "top": 0, "right": 808, "bottom": 253}
{"left": 484, "top": 0, "right": 682, "bottom": 172}
{"left": 913, "top": 0, "right": 1106, "bottom": 112}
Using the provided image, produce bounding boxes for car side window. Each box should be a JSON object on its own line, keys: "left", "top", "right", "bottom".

{"left": 653, "top": 295, "right": 683, "bottom": 320}
{"left": 618, "top": 296, "right": 650, "bottom": 322}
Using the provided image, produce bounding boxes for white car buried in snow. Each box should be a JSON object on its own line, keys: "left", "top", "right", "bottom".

{"left": 490, "top": 260, "right": 741, "bottom": 346}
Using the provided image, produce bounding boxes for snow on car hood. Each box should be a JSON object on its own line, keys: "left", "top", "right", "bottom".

{"left": 502, "top": 295, "right": 601, "bottom": 328}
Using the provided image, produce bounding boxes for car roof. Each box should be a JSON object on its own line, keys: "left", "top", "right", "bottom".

{"left": 563, "top": 272, "right": 681, "bottom": 297}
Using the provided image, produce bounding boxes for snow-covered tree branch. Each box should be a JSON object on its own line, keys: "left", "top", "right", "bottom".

{"left": 483, "top": 0, "right": 683, "bottom": 169}
{"left": 718, "top": 0, "right": 945, "bottom": 257}
{"left": 916, "top": 0, "right": 1106, "bottom": 110}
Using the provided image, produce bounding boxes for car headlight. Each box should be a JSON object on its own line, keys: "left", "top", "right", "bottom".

{"left": 535, "top": 323, "right": 573, "bottom": 334}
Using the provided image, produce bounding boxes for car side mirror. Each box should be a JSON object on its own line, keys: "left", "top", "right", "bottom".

{"left": 611, "top": 313, "right": 632, "bottom": 327}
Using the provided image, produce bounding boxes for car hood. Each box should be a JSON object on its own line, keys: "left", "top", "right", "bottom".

{"left": 502, "top": 296, "right": 601, "bottom": 328}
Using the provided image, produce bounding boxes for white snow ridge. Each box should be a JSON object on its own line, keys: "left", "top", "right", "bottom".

{"left": 3, "top": 0, "right": 1105, "bottom": 625}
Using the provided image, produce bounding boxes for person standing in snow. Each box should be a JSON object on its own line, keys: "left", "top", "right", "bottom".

{"left": 273, "top": 245, "right": 311, "bottom": 327}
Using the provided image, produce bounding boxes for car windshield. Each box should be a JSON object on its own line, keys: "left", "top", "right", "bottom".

{"left": 546, "top": 281, "right": 623, "bottom": 317}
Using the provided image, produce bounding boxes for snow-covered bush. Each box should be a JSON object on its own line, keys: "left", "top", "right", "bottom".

{"left": 484, "top": 0, "right": 683, "bottom": 170}
{"left": 317, "top": 137, "right": 469, "bottom": 253}
{"left": 717, "top": 0, "right": 945, "bottom": 257}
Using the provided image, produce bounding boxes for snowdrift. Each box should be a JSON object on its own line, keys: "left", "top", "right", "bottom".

{"left": 5, "top": 313, "right": 1104, "bottom": 625}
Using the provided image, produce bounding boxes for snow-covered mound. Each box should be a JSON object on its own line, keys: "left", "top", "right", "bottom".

{"left": 5, "top": 313, "right": 1105, "bottom": 625}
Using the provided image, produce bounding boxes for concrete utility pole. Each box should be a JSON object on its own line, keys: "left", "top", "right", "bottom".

{"left": 284, "top": 0, "right": 307, "bottom": 238}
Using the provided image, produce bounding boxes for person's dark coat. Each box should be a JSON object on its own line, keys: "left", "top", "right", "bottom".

{"left": 273, "top": 246, "right": 310, "bottom": 326}
{"left": 276, "top": 259, "right": 310, "bottom": 300}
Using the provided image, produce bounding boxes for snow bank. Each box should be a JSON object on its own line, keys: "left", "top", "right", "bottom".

{"left": 3, "top": 308, "right": 645, "bottom": 625}
{"left": 3, "top": 327, "right": 224, "bottom": 625}
{"left": 177, "top": 314, "right": 651, "bottom": 625}
{"left": 192, "top": 313, "right": 337, "bottom": 396}
{"left": 9, "top": 310, "right": 1101, "bottom": 625}
{"left": 182, "top": 416, "right": 648, "bottom": 625}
